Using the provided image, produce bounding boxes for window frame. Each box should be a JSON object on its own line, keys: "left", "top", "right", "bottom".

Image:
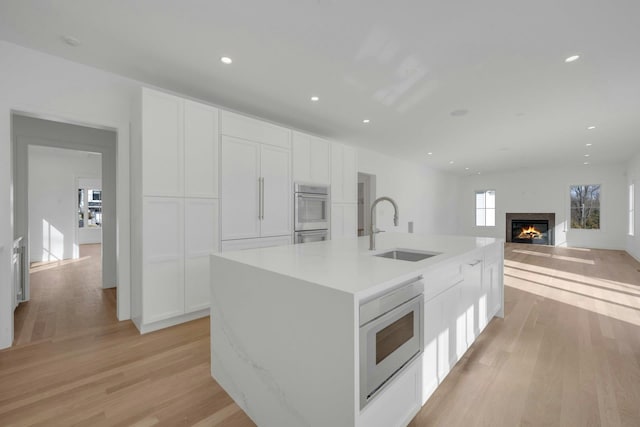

{"left": 569, "top": 184, "right": 601, "bottom": 231}
{"left": 475, "top": 189, "right": 496, "bottom": 227}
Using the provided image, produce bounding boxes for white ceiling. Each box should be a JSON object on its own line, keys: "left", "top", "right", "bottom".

{"left": 1, "top": 0, "right": 639, "bottom": 174}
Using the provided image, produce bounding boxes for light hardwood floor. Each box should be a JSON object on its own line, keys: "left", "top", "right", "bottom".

{"left": 1, "top": 243, "right": 639, "bottom": 426}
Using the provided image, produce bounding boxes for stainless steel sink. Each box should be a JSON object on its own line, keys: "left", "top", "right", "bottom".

{"left": 374, "top": 249, "right": 440, "bottom": 262}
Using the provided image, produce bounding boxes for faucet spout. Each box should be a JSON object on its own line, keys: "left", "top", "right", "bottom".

{"left": 369, "top": 196, "right": 399, "bottom": 251}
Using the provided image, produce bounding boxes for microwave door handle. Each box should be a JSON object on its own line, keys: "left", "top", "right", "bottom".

{"left": 299, "top": 230, "right": 328, "bottom": 235}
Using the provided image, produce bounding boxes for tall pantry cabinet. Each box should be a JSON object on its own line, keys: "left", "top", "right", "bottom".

{"left": 131, "top": 88, "right": 220, "bottom": 333}
{"left": 330, "top": 142, "right": 358, "bottom": 238}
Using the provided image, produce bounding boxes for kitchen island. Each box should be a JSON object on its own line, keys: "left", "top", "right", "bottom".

{"left": 210, "top": 232, "right": 504, "bottom": 427}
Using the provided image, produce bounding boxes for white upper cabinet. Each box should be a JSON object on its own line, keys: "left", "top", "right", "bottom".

{"left": 142, "top": 89, "right": 184, "bottom": 196}
{"left": 141, "top": 88, "right": 219, "bottom": 198}
{"left": 184, "top": 100, "right": 219, "bottom": 198}
{"left": 261, "top": 145, "right": 291, "bottom": 237}
{"left": 331, "top": 142, "right": 357, "bottom": 203}
{"left": 292, "top": 131, "right": 330, "bottom": 185}
{"left": 221, "top": 110, "right": 290, "bottom": 149}
{"left": 221, "top": 136, "right": 261, "bottom": 240}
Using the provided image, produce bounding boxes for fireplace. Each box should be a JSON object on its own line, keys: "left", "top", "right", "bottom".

{"left": 511, "top": 220, "right": 549, "bottom": 244}
{"left": 506, "top": 213, "right": 555, "bottom": 245}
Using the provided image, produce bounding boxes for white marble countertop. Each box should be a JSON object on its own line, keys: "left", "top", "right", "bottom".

{"left": 214, "top": 232, "right": 501, "bottom": 296}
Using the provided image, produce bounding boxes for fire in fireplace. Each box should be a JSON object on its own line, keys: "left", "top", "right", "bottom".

{"left": 511, "top": 220, "right": 550, "bottom": 245}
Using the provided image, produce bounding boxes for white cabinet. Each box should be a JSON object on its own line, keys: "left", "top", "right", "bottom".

{"left": 185, "top": 198, "right": 219, "bottom": 313}
{"left": 132, "top": 87, "right": 220, "bottom": 333}
{"left": 331, "top": 142, "right": 357, "bottom": 203}
{"left": 261, "top": 145, "right": 291, "bottom": 236}
{"left": 221, "top": 136, "right": 261, "bottom": 240}
{"left": 331, "top": 203, "right": 357, "bottom": 239}
{"left": 142, "top": 90, "right": 184, "bottom": 197}
{"left": 184, "top": 100, "right": 219, "bottom": 198}
{"left": 142, "top": 197, "right": 185, "bottom": 323}
{"left": 292, "top": 131, "right": 330, "bottom": 185}
{"left": 220, "top": 112, "right": 292, "bottom": 248}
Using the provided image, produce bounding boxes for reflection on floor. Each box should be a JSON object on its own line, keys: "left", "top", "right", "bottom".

{"left": 2, "top": 243, "right": 639, "bottom": 426}
{"left": 13, "top": 243, "right": 116, "bottom": 345}
{"left": 410, "top": 243, "right": 640, "bottom": 426}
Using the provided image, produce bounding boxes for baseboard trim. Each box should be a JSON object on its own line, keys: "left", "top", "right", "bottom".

{"left": 138, "top": 308, "right": 210, "bottom": 334}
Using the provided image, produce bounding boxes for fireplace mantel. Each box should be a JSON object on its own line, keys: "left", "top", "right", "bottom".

{"left": 506, "top": 212, "right": 556, "bottom": 245}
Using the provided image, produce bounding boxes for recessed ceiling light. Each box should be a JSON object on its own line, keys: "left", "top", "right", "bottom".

{"left": 584, "top": 161, "right": 590, "bottom": 165}
{"left": 310, "top": 96, "right": 319, "bottom": 102}
{"left": 61, "top": 35, "right": 81, "bottom": 47}
{"left": 586, "top": 143, "right": 593, "bottom": 147}
{"left": 465, "top": 167, "right": 470, "bottom": 170}
{"left": 584, "top": 154, "right": 590, "bottom": 157}
{"left": 220, "top": 56, "right": 233, "bottom": 65}
{"left": 449, "top": 160, "right": 455, "bottom": 164}
{"left": 477, "top": 172, "right": 482, "bottom": 175}
{"left": 427, "top": 152, "right": 433, "bottom": 156}
{"left": 587, "top": 126, "right": 596, "bottom": 130}
{"left": 362, "top": 119, "right": 370, "bottom": 124}
{"left": 565, "top": 55, "right": 580, "bottom": 63}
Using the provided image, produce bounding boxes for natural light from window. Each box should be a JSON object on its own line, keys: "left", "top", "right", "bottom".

{"left": 475, "top": 190, "right": 495, "bottom": 227}
{"left": 630, "top": 183, "right": 635, "bottom": 236}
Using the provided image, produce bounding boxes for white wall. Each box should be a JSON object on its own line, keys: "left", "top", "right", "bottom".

{"left": 28, "top": 146, "right": 101, "bottom": 262}
{"left": 0, "top": 40, "right": 134, "bottom": 348}
{"left": 626, "top": 152, "right": 640, "bottom": 261}
{"left": 458, "top": 163, "right": 628, "bottom": 249}
{"left": 357, "top": 147, "right": 460, "bottom": 235}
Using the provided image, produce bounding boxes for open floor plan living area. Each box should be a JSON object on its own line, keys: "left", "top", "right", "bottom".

{"left": 1, "top": 1, "right": 639, "bottom": 426}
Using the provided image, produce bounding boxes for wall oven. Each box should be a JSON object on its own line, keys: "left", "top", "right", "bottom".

{"left": 294, "top": 183, "right": 330, "bottom": 234}
{"left": 359, "top": 276, "right": 424, "bottom": 408}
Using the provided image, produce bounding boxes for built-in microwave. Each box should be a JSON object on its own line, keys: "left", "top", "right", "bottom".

{"left": 359, "top": 277, "right": 424, "bottom": 409}
{"left": 294, "top": 183, "right": 330, "bottom": 232}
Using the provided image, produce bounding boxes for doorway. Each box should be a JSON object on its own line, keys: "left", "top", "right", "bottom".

{"left": 12, "top": 115, "right": 117, "bottom": 344}
{"left": 358, "top": 172, "right": 376, "bottom": 236}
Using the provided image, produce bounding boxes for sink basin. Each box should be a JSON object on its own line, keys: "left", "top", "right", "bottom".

{"left": 374, "top": 249, "right": 440, "bottom": 262}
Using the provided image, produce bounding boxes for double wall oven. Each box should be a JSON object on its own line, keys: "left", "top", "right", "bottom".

{"left": 294, "top": 183, "right": 330, "bottom": 243}
{"left": 359, "top": 276, "right": 424, "bottom": 408}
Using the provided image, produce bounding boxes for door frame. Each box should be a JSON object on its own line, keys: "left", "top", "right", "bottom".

{"left": 6, "top": 108, "right": 129, "bottom": 348}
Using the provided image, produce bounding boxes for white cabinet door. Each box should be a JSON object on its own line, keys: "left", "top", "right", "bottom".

{"left": 221, "top": 136, "right": 261, "bottom": 240}
{"left": 221, "top": 110, "right": 291, "bottom": 149}
{"left": 293, "top": 132, "right": 330, "bottom": 185}
{"left": 292, "top": 131, "right": 311, "bottom": 183}
{"left": 331, "top": 143, "right": 344, "bottom": 202}
{"left": 331, "top": 142, "right": 357, "bottom": 203}
{"left": 185, "top": 198, "right": 219, "bottom": 313}
{"left": 184, "top": 101, "right": 219, "bottom": 198}
{"left": 142, "top": 197, "right": 185, "bottom": 323}
{"left": 438, "top": 281, "right": 461, "bottom": 379}
{"left": 331, "top": 203, "right": 357, "bottom": 239}
{"left": 342, "top": 144, "right": 357, "bottom": 203}
{"left": 310, "top": 136, "right": 330, "bottom": 185}
{"left": 142, "top": 89, "right": 183, "bottom": 197}
{"left": 261, "top": 145, "right": 291, "bottom": 237}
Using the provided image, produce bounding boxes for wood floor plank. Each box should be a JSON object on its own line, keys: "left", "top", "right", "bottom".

{"left": 2, "top": 243, "right": 640, "bottom": 426}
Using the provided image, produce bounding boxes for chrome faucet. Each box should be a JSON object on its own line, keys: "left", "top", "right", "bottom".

{"left": 369, "top": 196, "right": 399, "bottom": 250}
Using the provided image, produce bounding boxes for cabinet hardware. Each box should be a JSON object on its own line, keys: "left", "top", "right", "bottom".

{"left": 467, "top": 259, "right": 482, "bottom": 267}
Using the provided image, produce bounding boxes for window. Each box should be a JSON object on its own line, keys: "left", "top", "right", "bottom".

{"left": 570, "top": 185, "right": 600, "bottom": 229}
{"left": 630, "top": 184, "right": 635, "bottom": 236}
{"left": 78, "top": 188, "right": 102, "bottom": 228}
{"left": 475, "top": 190, "right": 495, "bottom": 226}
